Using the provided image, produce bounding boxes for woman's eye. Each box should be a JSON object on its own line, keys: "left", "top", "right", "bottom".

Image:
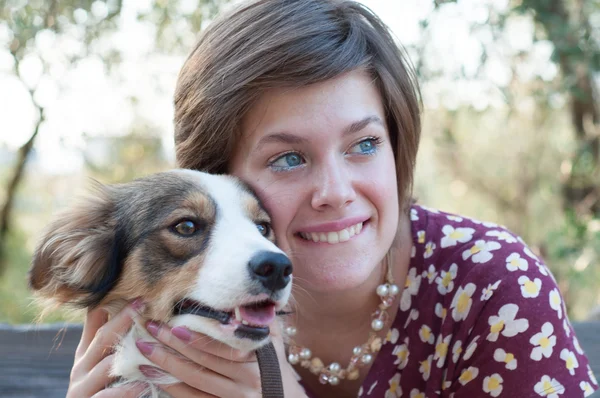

{"left": 348, "top": 138, "right": 380, "bottom": 155}
{"left": 270, "top": 152, "right": 304, "bottom": 169}
{"left": 173, "top": 220, "right": 197, "bottom": 236}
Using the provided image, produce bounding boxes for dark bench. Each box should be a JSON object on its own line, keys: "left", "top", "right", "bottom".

{"left": 1, "top": 322, "right": 599, "bottom": 397}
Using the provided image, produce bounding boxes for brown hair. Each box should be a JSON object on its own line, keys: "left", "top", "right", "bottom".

{"left": 174, "top": 0, "right": 421, "bottom": 209}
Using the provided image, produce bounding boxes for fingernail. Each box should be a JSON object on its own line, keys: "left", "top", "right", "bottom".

{"left": 136, "top": 339, "right": 154, "bottom": 355}
{"left": 171, "top": 326, "right": 191, "bottom": 342}
{"left": 131, "top": 298, "right": 146, "bottom": 311}
{"left": 146, "top": 321, "right": 161, "bottom": 337}
{"left": 139, "top": 365, "right": 165, "bottom": 379}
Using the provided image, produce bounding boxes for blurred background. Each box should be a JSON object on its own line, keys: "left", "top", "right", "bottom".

{"left": 0, "top": 0, "right": 598, "bottom": 324}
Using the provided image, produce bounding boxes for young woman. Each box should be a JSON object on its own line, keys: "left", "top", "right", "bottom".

{"left": 67, "top": 1, "right": 597, "bottom": 397}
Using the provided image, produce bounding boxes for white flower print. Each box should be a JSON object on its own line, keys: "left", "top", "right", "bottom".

{"left": 506, "top": 252, "right": 528, "bottom": 271}
{"left": 410, "top": 389, "right": 425, "bottom": 398}
{"left": 404, "top": 308, "right": 419, "bottom": 329}
{"left": 452, "top": 340, "right": 463, "bottom": 363}
{"left": 483, "top": 373, "right": 503, "bottom": 397}
{"left": 424, "top": 241, "right": 436, "bottom": 259}
{"left": 440, "top": 225, "right": 475, "bottom": 248}
{"left": 563, "top": 319, "right": 571, "bottom": 337}
{"left": 417, "top": 230, "right": 425, "bottom": 244}
{"left": 451, "top": 283, "right": 476, "bottom": 321}
{"left": 434, "top": 334, "right": 452, "bottom": 368}
{"left": 536, "top": 261, "right": 549, "bottom": 276}
{"left": 419, "top": 324, "right": 435, "bottom": 344}
{"left": 420, "top": 205, "right": 440, "bottom": 214}
{"left": 401, "top": 268, "right": 421, "bottom": 311}
{"left": 493, "top": 348, "right": 517, "bottom": 370}
{"left": 386, "top": 328, "right": 400, "bottom": 344}
{"left": 483, "top": 221, "right": 499, "bottom": 228}
{"left": 458, "top": 366, "right": 479, "bottom": 386}
{"left": 574, "top": 335, "right": 584, "bottom": 355}
{"left": 518, "top": 275, "right": 542, "bottom": 298}
{"left": 410, "top": 208, "right": 419, "bottom": 221}
{"left": 411, "top": 245, "right": 416, "bottom": 258}
{"left": 435, "top": 304, "right": 448, "bottom": 322}
{"left": 481, "top": 280, "right": 501, "bottom": 301}
{"left": 392, "top": 338, "right": 409, "bottom": 369}
{"left": 524, "top": 247, "right": 540, "bottom": 261}
{"left": 486, "top": 229, "right": 517, "bottom": 243}
{"left": 530, "top": 322, "right": 557, "bottom": 361}
{"left": 549, "top": 288, "right": 563, "bottom": 319}
{"left": 560, "top": 348, "right": 579, "bottom": 375}
{"left": 419, "top": 354, "right": 433, "bottom": 381}
{"left": 422, "top": 264, "right": 437, "bottom": 284}
{"left": 436, "top": 263, "right": 458, "bottom": 295}
{"left": 588, "top": 363, "right": 598, "bottom": 385}
{"left": 385, "top": 373, "right": 402, "bottom": 398}
{"left": 534, "top": 375, "right": 565, "bottom": 397}
{"left": 462, "top": 240, "right": 502, "bottom": 263}
{"left": 580, "top": 381, "right": 595, "bottom": 397}
{"left": 367, "top": 381, "right": 378, "bottom": 395}
{"left": 447, "top": 215, "right": 463, "bottom": 222}
{"left": 463, "top": 336, "right": 480, "bottom": 361}
{"left": 487, "top": 303, "right": 529, "bottom": 342}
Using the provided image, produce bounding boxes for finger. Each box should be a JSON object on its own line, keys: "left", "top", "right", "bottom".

{"left": 148, "top": 322, "right": 255, "bottom": 363}
{"left": 76, "top": 307, "right": 109, "bottom": 359}
{"left": 80, "top": 301, "right": 145, "bottom": 373}
{"left": 82, "top": 354, "right": 120, "bottom": 395}
{"left": 136, "top": 341, "right": 246, "bottom": 397}
{"left": 160, "top": 382, "right": 217, "bottom": 398}
{"left": 91, "top": 382, "right": 149, "bottom": 398}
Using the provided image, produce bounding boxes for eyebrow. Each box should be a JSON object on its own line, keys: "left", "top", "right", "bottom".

{"left": 254, "top": 115, "right": 385, "bottom": 151}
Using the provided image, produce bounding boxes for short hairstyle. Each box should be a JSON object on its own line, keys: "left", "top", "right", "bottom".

{"left": 174, "top": 0, "right": 421, "bottom": 209}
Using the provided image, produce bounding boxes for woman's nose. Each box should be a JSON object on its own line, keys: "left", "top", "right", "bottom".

{"left": 310, "top": 157, "right": 357, "bottom": 210}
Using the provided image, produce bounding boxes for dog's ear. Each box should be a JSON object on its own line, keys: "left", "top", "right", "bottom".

{"left": 29, "top": 182, "right": 126, "bottom": 311}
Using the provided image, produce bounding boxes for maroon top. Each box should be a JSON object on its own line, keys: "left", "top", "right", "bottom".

{"left": 300, "top": 205, "right": 598, "bottom": 397}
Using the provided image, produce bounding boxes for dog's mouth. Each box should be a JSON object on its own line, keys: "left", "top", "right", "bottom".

{"left": 173, "top": 298, "right": 280, "bottom": 341}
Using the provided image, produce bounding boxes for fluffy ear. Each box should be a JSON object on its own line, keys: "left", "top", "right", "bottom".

{"left": 29, "top": 182, "right": 126, "bottom": 311}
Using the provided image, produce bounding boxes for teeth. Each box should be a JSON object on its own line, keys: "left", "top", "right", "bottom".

{"left": 242, "top": 320, "right": 249, "bottom": 326}
{"left": 300, "top": 222, "right": 364, "bottom": 244}
{"left": 235, "top": 307, "right": 242, "bottom": 322}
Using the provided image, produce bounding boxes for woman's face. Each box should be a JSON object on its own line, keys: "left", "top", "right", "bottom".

{"left": 229, "top": 69, "right": 399, "bottom": 292}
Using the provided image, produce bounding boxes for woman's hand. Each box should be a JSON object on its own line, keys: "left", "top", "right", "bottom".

{"left": 137, "top": 321, "right": 307, "bottom": 398}
{"left": 67, "top": 300, "right": 148, "bottom": 398}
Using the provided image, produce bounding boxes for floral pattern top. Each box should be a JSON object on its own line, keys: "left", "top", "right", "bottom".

{"left": 302, "top": 205, "right": 598, "bottom": 397}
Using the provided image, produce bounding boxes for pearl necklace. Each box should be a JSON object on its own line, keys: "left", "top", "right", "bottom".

{"left": 284, "top": 255, "right": 399, "bottom": 386}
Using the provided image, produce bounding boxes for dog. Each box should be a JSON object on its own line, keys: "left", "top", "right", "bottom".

{"left": 29, "top": 169, "right": 293, "bottom": 397}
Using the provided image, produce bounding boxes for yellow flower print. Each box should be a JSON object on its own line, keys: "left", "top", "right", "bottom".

{"left": 534, "top": 375, "right": 565, "bottom": 397}
{"left": 424, "top": 241, "right": 436, "bottom": 259}
{"left": 481, "top": 280, "right": 501, "bottom": 301}
{"left": 386, "top": 328, "right": 400, "bottom": 344}
{"left": 581, "top": 381, "right": 595, "bottom": 397}
{"left": 458, "top": 366, "right": 479, "bottom": 386}
{"left": 434, "top": 333, "right": 452, "bottom": 367}
{"left": 384, "top": 373, "right": 402, "bottom": 398}
{"left": 401, "top": 268, "right": 422, "bottom": 311}
{"left": 483, "top": 373, "right": 503, "bottom": 397}
{"left": 559, "top": 348, "right": 579, "bottom": 375}
{"left": 450, "top": 283, "right": 476, "bottom": 321}
{"left": 485, "top": 229, "right": 517, "bottom": 243}
{"left": 441, "top": 225, "right": 475, "bottom": 248}
{"left": 417, "top": 230, "right": 425, "bottom": 244}
{"left": 435, "top": 263, "right": 458, "bottom": 295}
{"left": 419, "top": 354, "right": 433, "bottom": 381}
{"left": 487, "top": 303, "right": 529, "bottom": 342}
{"left": 462, "top": 239, "right": 501, "bottom": 263}
{"left": 493, "top": 348, "right": 517, "bottom": 370}
{"left": 506, "top": 252, "right": 528, "bottom": 271}
{"left": 518, "top": 275, "right": 542, "bottom": 298}
{"left": 422, "top": 264, "right": 437, "bottom": 284}
{"left": 419, "top": 324, "right": 435, "bottom": 344}
{"left": 452, "top": 340, "right": 463, "bottom": 363}
{"left": 530, "top": 322, "right": 557, "bottom": 361}
{"left": 392, "top": 337, "right": 409, "bottom": 369}
{"left": 435, "top": 303, "right": 447, "bottom": 320}
{"left": 549, "top": 288, "right": 563, "bottom": 319}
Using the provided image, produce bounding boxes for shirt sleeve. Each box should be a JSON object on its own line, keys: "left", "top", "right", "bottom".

{"left": 444, "top": 236, "right": 598, "bottom": 398}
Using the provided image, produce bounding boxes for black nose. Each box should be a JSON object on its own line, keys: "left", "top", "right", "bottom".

{"left": 248, "top": 251, "right": 293, "bottom": 292}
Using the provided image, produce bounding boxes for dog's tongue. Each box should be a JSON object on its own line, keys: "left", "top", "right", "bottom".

{"left": 239, "top": 303, "right": 276, "bottom": 326}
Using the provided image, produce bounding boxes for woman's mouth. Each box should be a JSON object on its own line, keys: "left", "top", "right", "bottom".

{"left": 298, "top": 221, "right": 364, "bottom": 244}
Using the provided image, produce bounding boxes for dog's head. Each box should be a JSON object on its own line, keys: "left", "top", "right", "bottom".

{"left": 29, "top": 169, "right": 292, "bottom": 351}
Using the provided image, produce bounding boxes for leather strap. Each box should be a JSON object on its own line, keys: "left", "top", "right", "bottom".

{"left": 255, "top": 342, "right": 284, "bottom": 398}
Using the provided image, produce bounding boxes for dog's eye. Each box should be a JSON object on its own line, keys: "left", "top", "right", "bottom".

{"left": 173, "top": 220, "right": 197, "bottom": 236}
{"left": 256, "top": 222, "right": 271, "bottom": 237}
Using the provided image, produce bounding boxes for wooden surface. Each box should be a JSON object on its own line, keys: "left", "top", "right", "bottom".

{"left": 1, "top": 322, "right": 600, "bottom": 397}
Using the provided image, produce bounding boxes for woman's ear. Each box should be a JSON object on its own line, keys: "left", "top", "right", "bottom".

{"left": 29, "top": 182, "right": 125, "bottom": 311}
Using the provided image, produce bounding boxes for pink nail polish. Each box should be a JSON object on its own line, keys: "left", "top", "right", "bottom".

{"left": 171, "top": 326, "right": 192, "bottom": 342}
{"left": 136, "top": 339, "right": 154, "bottom": 355}
{"left": 139, "top": 365, "right": 165, "bottom": 379}
{"left": 131, "top": 298, "right": 146, "bottom": 311}
{"left": 146, "top": 321, "right": 161, "bottom": 337}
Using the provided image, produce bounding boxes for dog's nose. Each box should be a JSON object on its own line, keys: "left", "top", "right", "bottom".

{"left": 248, "top": 251, "right": 293, "bottom": 291}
